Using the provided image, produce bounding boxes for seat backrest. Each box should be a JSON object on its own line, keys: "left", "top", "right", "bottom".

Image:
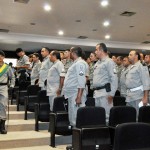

{"left": 85, "top": 97, "right": 95, "bottom": 106}
{"left": 19, "top": 81, "right": 31, "bottom": 91}
{"left": 113, "top": 96, "right": 126, "bottom": 106}
{"left": 114, "top": 122, "right": 150, "bottom": 150}
{"left": 27, "top": 85, "right": 41, "bottom": 95}
{"left": 76, "top": 107, "right": 106, "bottom": 128}
{"left": 109, "top": 106, "right": 136, "bottom": 126}
{"left": 53, "top": 96, "right": 67, "bottom": 112}
{"left": 37, "top": 90, "right": 49, "bottom": 104}
{"left": 138, "top": 106, "right": 150, "bottom": 123}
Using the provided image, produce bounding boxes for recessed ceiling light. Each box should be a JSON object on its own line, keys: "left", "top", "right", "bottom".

{"left": 30, "top": 23, "right": 36, "bottom": 25}
{"left": 129, "top": 26, "right": 134, "bottom": 28}
{"left": 92, "top": 29, "right": 97, "bottom": 31}
{"left": 58, "top": 30, "right": 64, "bottom": 35}
{"left": 103, "top": 21, "right": 110, "bottom": 27}
{"left": 76, "top": 20, "right": 81, "bottom": 22}
{"left": 105, "top": 34, "right": 110, "bottom": 39}
{"left": 44, "top": 4, "right": 51, "bottom": 11}
{"left": 101, "top": 0, "right": 109, "bottom": 7}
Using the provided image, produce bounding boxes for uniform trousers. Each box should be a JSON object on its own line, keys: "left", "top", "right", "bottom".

{"left": 49, "top": 94, "right": 56, "bottom": 111}
{"left": 68, "top": 93, "right": 86, "bottom": 127}
{"left": 0, "top": 95, "right": 7, "bottom": 120}
{"left": 126, "top": 99, "right": 141, "bottom": 118}
{"left": 95, "top": 96, "right": 113, "bottom": 122}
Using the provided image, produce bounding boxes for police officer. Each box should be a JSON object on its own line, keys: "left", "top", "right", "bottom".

{"left": 30, "top": 53, "right": 41, "bottom": 85}
{"left": 0, "top": 50, "right": 15, "bottom": 134}
{"left": 47, "top": 51, "right": 64, "bottom": 111}
{"left": 116, "top": 56, "right": 124, "bottom": 92}
{"left": 93, "top": 43, "right": 118, "bottom": 120}
{"left": 88, "top": 52, "right": 97, "bottom": 97}
{"left": 15, "top": 48, "right": 30, "bottom": 83}
{"left": 57, "top": 49, "right": 73, "bottom": 96}
{"left": 63, "top": 47, "right": 88, "bottom": 126}
{"left": 126, "top": 50, "right": 150, "bottom": 114}
{"left": 38, "top": 47, "right": 53, "bottom": 90}
{"left": 144, "top": 54, "right": 150, "bottom": 75}
{"left": 120, "top": 56, "right": 131, "bottom": 97}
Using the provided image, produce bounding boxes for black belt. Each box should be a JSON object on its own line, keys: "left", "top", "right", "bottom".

{"left": 93, "top": 85, "right": 106, "bottom": 90}
{"left": 93, "top": 83, "right": 111, "bottom": 92}
{"left": 0, "top": 83, "right": 7, "bottom": 86}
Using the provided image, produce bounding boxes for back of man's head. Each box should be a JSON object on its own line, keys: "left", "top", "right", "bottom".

{"left": 16, "top": 48, "right": 23, "bottom": 54}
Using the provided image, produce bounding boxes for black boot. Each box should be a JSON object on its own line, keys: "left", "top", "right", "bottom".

{"left": 1, "top": 120, "right": 7, "bottom": 134}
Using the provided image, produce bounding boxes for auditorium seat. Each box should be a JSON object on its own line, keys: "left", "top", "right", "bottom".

{"left": 24, "top": 85, "right": 41, "bottom": 120}
{"left": 49, "top": 96, "right": 72, "bottom": 147}
{"left": 16, "top": 81, "right": 31, "bottom": 111}
{"left": 138, "top": 106, "right": 150, "bottom": 123}
{"left": 34, "top": 90, "right": 50, "bottom": 131}
{"left": 72, "top": 107, "right": 111, "bottom": 150}
{"left": 113, "top": 122, "right": 150, "bottom": 150}
{"left": 109, "top": 106, "right": 136, "bottom": 146}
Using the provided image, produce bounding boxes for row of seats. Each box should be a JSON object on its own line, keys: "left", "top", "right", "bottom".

{"left": 69, "top": 106, "right": 150, "bottom": 150}
{"left": 9, "top": 83, "right": 150, "bottom": 149}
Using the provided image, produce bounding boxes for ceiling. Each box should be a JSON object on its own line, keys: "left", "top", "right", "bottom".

{"left": 0, "top": 0, "right": 150, "bottom": 55}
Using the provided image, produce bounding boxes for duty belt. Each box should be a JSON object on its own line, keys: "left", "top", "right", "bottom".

{"left": 128, "top": 85, "right": 143, "bottom": 92}
{"left": 0, "top": 83, "right": 7, "bottom": 86}
{"left": 93, "top": 85, "right": 106, "bottom": 90}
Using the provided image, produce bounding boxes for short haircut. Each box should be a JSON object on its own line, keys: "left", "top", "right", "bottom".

{"left": 51, "top": 51, "right": 61, "bottom": 60}
{"left": 28, "top": 54, "right": 33, "bottom": 58}
{"left": 33, "top": 53, "right": 40, "bottom": 58}
{"left": 0, "top": 50, "right": 5, "bottom": 57}
{"left": 70, "top": 47, "right": 83, "bottom": 57}
{"left": 43, "top": 47, "right": 50, "bottom": 53}
{"left": 90, "top": 52, "right": 96, "bottom": 56}
{"left": 65, "top": 49, "right": 70, "bottom": 52}
{"left": 135, "top": 51, "right": 141, "bottom": 60}
{"left": 16, "top": 48, "right": 23, "bottom": 53}
{"left": 96, "top": 43, "right": 107, "bottom": 53}
{"left": 117, "top": 56, "right": 124, "bottom": 61}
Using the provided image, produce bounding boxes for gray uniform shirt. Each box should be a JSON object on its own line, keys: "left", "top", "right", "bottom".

{"left": 39, "top": 56, "right": 53, "bottom": 88}
{"left": 63, "top": 57, "right": 88, "bottom": 99}
{"left": 116, "top": 64, "right": 124, "bottom": 91}
{"left": 0, "top": 64, "right": 15, "bottom": 97}
{"left": 120, "top": 66, "right": 130, "bottom": 97}
{"left": 89, "top": 62, "right": 96, "bottom": 89}
{"left": 60, "top": 59, "right": 73, "bottom": 77}
{"left": 93, "top": 56, "right": 118, "bottom": 97}
{"left": 16, "top": 55, "right": 30, "bottom": 72}
{"left": 47, "top": 60, "right": 64, "bottom": 96}
{"left": 126, "top": 61, "right": 150, "bottom": 102}
{"left": 31, "top": 60, "right": 41, "bottom": 85}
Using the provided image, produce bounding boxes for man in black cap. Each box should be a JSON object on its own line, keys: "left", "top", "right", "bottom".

{"left": 0, "top": 50, "right": 15, "bottom": 134}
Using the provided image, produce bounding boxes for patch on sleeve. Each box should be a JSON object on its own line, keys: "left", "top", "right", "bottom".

{"left": 79, "top": 71, "right": 84, "bottom": 76}
{"left": 79, "top": 65, "right": 84, "bottom": 76}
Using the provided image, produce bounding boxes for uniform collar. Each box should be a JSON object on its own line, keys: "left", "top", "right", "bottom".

{"left": 100, "top": 56, "right": 109, "bottom": 62}
{"left": 74, "top": 57, "right": 82, "bottom": 63}
{"left": 54, "top": 60, "right": 59, "bottom": 64}
{"left": 130, "top": 61, "right": 140, "bottom": 69}
{"left": 43, "top": 55, "right": 49, "bottom": 61}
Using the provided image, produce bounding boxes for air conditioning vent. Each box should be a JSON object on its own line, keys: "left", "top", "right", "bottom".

{"left": 77, "top": 36, "right": 88, "bottom": 39}
{"left": 14, "top": 0, "right": 30, "bottom": 4}
{"left": 120, "top": 11, "right": 136, "bottom": 17}
{"left": 142, "top": 41, "right": 150, "bottom": 44}
{"left": 0, "top": 29, "right": 9, "bottom": 33}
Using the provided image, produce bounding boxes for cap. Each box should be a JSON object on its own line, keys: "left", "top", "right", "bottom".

{"left": 0, "top": 50, "right": 5, "bottom": 57}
